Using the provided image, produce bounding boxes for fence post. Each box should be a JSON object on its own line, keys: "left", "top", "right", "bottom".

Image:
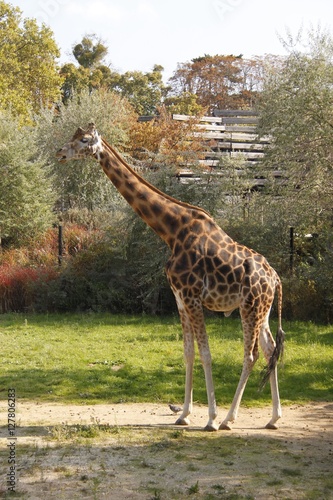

{"left": 58, "top": 224, "right": 63, "bottom": 266}
{"left": 289, "top": 226, "right": 294, "bottom": 275}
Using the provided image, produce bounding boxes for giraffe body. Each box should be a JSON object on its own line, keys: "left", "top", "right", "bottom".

{"left": 57, "top": 123, "right": 285, "bottom": 431}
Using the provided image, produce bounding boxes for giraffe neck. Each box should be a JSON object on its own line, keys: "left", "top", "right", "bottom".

{"left": 96, "top": 138, "right": 207, "bottom": 248}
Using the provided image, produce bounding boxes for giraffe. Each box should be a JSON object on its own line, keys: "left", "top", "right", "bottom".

{"left": 56, "top": 122, "right": 285, "bottom": 432}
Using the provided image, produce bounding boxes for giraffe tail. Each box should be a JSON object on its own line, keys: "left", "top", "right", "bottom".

{"left": 260, "top": 275, "right": 285, "bottom": 389}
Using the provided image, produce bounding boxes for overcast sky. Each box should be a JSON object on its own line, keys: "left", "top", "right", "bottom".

{"left": 12, "top": 0, "right": 333, "bottom": 79}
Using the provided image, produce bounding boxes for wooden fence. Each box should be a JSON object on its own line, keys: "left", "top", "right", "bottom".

{"left": 172, "top": 109, "right": 268, "bottom": 168}
{"left": 138, "top": 110, "right": 279, "bottom": 189}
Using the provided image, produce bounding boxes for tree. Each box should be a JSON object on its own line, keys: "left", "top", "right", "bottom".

{"left": 0, "top": 1, "right": 62, "bottom": 121}
{"left": 257, "top": 27, "right": 333, "bottom": 321}
{"left": 127, "top": 106, "right": 205, "bottom": 167}
{"left": 36, "top": 89, "right": 137, "bottom": 218}
{"left": 113, "top": 65, "right": 168, "bottom": 115}
{"left": 164, "top": 91, "right": 206, "bottom": 116}
{"left": 0, "top": 112, "right": 55, "bottom": 246}
{"left": 168, "top": 54, "right": 261, "bottom": 113}
{"left": 61, "top": 35, "right": 166, "bottom": 114}
{"left": 258, "top": 27, "right": 333, "bottom": 235}
{"left": 60, "top": 35, "right": 116, "bottom": 102}
{"left": 72, "top": 34, "right": 108, "bottom": 68}
{"left": 60, "top": 63, "right": 90, "bottom": 102}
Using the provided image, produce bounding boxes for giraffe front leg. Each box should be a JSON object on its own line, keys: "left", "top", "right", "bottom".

{"left": 202, "top": 361, "right": 218, "bottom": 431}
{"left": 175, "top": 324, "right": 194, "bottom": 427}
{"left": 168, "top": 290, "right": 192, "bottom": 426}
{"left": 174, "top": 297, "right": 218, "bottom": 430}
{"left": 175, "top": 352, "right": 193, "bottom": 426}
{"left": 191, "top": 309, "right": 218, "bottom": 431}
{"left": 198, "top": 343, "right": 218, "bottom": 431}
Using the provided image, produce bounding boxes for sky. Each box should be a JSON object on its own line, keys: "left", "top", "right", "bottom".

{"left": 12, "top": 0, "right": 333, "bottom": 80}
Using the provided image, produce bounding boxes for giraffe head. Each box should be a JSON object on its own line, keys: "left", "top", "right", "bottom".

{"left": 56, "top": 122, "right": 102, "bottom": 163}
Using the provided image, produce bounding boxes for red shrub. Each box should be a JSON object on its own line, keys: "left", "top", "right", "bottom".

{"left": 0, "top": 224, "right": 103, "bottom": 312}
{"left": 64, "top": 225, "right": 103, "bottom": 256}
{"left": 0, "top": 265, "right": 58, "bottom": 313}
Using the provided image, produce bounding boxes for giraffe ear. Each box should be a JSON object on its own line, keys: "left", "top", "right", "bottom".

{"left": 87, "top": 122, "right": 96, "bottom": 134}
{"left": 73, "top": 127, "right": 85, "bottom": 139}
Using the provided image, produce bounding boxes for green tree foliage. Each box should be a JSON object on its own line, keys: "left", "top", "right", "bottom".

{"left": 258, "top": 27, "right": 333, "bottom": 235}
{"left": 61, "top": 35, "right": 167, "bottom": 114}
{"left": 60, "top": 63, "right": 91, "bottom": 101}
{"left": 257, "top": 27, "right": 333, "bottom": 320}
{"left": 72, "top": 34, "right": 108, "bottom": 68}
{"left": 61, "top": 34, "right": 115, "bottom": 101}
{"left": 36, "top": 89, "right": 137, "bottom": 218}
{"left": 112, "top": 64, "right": 168, "bottom": 115}
{"left": 0, "top": 112, "right": 55, "bottom": 247}
{"left": 0, "top": 1, "right": 62, "bottom": 121}
{"left": 163, "top": 91, "right": 205, "bottom": 116}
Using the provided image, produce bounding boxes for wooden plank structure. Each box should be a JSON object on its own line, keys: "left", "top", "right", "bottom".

{"left": 138, "top": 110, "right": 280, "bottom": 189}
{"left": 172, "top": 110, "right": 279, "bottom": 189}
{"left": 172, "top": 110, "right": 268, "bottom": 168}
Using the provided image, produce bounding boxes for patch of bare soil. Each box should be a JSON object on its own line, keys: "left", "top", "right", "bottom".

{"left": 0, "top": 401, "right": 332, "bottom": 499}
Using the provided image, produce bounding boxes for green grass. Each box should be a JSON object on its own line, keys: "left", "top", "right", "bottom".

{"left": 0, "top": 312, "right": 332, "bottom": 404}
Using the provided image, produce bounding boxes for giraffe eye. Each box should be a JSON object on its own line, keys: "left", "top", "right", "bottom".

{"left": 81, "top": 138, "right": 89, "bottom": 143}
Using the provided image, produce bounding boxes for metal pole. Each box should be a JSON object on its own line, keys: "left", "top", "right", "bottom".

{"left": 289, "top": 226, "right": 294, "bottom": 275}
{"left": 58, "top": 224, "right": 63, "bottom": 266}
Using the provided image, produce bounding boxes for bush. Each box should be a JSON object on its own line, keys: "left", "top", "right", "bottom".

{"left": 0, "top": 111, "right": 56, "bottom": 247}
{"left": 32, "top": 240, "right": 140, "bottom": 313}
{"left": 283, "top": 257, "right": 333, "bottom": 323}
{"left": 0, "top": 265, "right": 58, "bottom": 313}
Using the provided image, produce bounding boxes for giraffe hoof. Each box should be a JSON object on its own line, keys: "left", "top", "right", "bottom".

{"left": 265, "top": 422, "right": 278, "bottom": 430}
{"left": 204, "top": 424, "right": 218, "bottom": 432}
{"left": 175, "top": 417, "right": 190, "bottom": 426}
{"left": 219, "top": 423, "right": 232, "bottom": 431}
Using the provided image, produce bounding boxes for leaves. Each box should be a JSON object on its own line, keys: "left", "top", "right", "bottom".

{"left": 72, "top": 34, "right": 108, "bottom": 69}
{"left": 168, "top": 54, "right": 263, "bottom": 113}
{"left": 258, "top": 27, "right": 333, "bottom": 234}
{"left": 61, "top": 35, "right": 167, "bottom": 114}
{"left": 36, "top": 88, "right": 137, "bottom": 215}
{"left": 0, "top": 1, "right": 62, "bottom": 121}
{"left": 0, "top": 111, "right": 56, "bottom": 245}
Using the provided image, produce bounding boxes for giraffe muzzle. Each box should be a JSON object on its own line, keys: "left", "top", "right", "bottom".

{"left": 56, "top": 149, "right": 68, "bottom": 163}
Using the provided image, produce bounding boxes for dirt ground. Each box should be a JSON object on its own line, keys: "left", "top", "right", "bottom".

{"left": 0, "top": 401, "right": 332, "bottom": 499}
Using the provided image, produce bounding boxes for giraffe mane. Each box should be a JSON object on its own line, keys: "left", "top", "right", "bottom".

{"left": 101, "top": 136, "right": 212, "bottom": 217}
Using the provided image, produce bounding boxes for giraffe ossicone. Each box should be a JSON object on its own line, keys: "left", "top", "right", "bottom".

{"left": 56, "top": 123, "right": 285, "bottom": 431}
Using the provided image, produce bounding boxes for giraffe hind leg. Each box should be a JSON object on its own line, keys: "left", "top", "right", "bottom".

{"left": 259, "top": 319, "right": 283, "bottom": 429}
{"left": 220, "top": 309, "right": 262, "bottom": 430}
{"left": 174, "top": 308, "right": 194, "bottom": 427}
{"left": 219, "top": 347, "right": 259, "bottom": 430}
